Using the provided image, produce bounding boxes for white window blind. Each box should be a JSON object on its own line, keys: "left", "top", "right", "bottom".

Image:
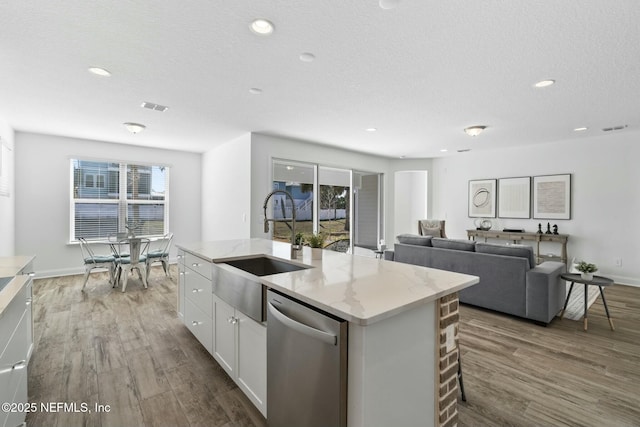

{"left": 71, "top": 159, "right": 169, "bottom": 240}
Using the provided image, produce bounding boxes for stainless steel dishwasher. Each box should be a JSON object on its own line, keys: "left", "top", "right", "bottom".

{"left": 266, "top": 289, "right": 347, "bottom": 427}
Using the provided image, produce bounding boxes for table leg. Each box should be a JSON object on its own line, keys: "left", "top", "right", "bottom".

{"left": 598, "top": 286, "right": 615, "bottom": 331}
{"left": 559, "top": 281, "right": 575, "bottom": 319}
{"left": 583, "top": 283, "right": 588, "bottom": 331}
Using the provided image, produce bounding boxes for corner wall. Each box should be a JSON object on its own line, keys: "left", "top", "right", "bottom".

{"left": 431, "top": 132, "right": 639, "bottom": 286}
{"left": 0, "top": 119, "right": 15, "bottom": 256}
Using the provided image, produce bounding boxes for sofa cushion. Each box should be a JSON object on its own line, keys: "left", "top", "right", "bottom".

{"left": 396, "top": 234, "right": 433, "bottom": 246}
{"left": 476, "top": 242, "right": 535, "bottom": 268}
{"left": 431, "top": 238, "right": 476, "bottom": 252}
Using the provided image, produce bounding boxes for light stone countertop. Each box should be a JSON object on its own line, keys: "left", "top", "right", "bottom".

{"left": 0, "top": 255, "right": 35, "bottom": 318}
{"left": 177, "top": 239, "right": 478, "bottom": 325}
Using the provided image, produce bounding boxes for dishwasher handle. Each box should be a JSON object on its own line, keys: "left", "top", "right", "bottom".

{"left": 268, "top": 302, "right": 337, "bottom": 346}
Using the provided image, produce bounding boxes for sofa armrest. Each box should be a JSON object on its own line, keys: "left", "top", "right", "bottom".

{"left": 525, "top": 261, "right": 566, "bottom": 323}
{"left": 384, "top": 250, "right": 395, "bottom": 261}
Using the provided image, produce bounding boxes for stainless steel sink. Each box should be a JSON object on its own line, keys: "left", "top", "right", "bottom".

{"left": 213, "top": 256, "right": 311, "bottom": 322}
{"left": 224, "top": 256, "right": 311, "bottom": 276}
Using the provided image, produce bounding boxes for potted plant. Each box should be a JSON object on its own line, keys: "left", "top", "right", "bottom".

{"left": 304, "top": 232, "right": 326, "bottom": 260}
{"left": 575, "top": 261, "right": 597, "bottom": 280}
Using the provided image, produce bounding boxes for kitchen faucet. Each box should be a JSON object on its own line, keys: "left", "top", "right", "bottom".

{"left": 263, "top": 189, "right": 299, "bottom": 258}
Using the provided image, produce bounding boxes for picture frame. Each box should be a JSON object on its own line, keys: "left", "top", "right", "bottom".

{"left": 533, "top": 174, "right": 571, "bottom": 219}
{"left": 468, "top": 179, "right": 496, "bottom": 218}
{"left": 498, "top": 177, "right": 531, "bottom": 218}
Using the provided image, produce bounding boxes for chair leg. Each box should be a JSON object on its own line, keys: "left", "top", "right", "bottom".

{"left": 141, "top": 266, "right": 148, "bottom": 289}
{"left": 458, "top": 352, "right": 467, "bottom": 402}
{"left": 81, "top": 267, "right": 91, "bottom": 292}
{"left": 121, "top": 267, "right": 129, "bottom": 292}
{"left": 161, "top": 259, "right": 170, "bottom": 277}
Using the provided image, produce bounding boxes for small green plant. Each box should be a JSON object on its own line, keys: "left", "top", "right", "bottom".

{"left": 576, "top": 261, "right": 597, "bottom": 273}
{"left": 305, "top": 232, "right": 326, "bottom": 248}
{"left": 294, "top": 232, "right": 304, "bottom": 246}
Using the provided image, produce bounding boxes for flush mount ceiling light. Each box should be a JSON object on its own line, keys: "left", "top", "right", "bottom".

{"left": 574, "top": 127, "right": 588, "bottom": 132}
{"left": 365, "top": 128, "right": 377, "bottom": 132}
{"left": 379, "top": 0, "right": 401, "bottom": 9}
{"left": 123, "top": 122, "right": 146, "bottom": 134}
{"left": 88, "top": 67, "right": 111, "bottom": 77}
{"left": 248, "top": 87, "right": 263, "bottom": 95}
{"left": 440, "top": 149, "right": 448, "bottom": 152}
{"left": 534, "top": 79, "right": 555, "bottom": 88}
{"left": 299, "top": 52, "right": 316, "bottom": 62}
{"left": 250, "top": 19, "right": 275, "bottom": 35}
{"left": 464, "top": 125, "right": 487, "bottom": 137}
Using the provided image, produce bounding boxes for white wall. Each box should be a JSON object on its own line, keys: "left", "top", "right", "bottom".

{"left": 393, "top": 170, "right": 428, "bottom": 236}
{"left": 249, "top": 134, "right": 392, "bottom": 240}
{"left": 14, "top": 132, "right": 202, "bottom": 277}
{"left": 0, "top": 119, "right": 15, "bottom": 256}
{"left": 201, "top": 133, "right": 252, "bottom": 240}
{"left": 431, "top": 132, "right": 640, "bottom": 286}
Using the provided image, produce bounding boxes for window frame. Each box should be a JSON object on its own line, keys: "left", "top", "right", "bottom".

{"left": 70, "top": 158, "right": 170, "bottom": 242}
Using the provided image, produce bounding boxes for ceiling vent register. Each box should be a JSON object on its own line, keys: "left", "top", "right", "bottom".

{"left": 141, "top": 102, "right": 169, "bottom": 112}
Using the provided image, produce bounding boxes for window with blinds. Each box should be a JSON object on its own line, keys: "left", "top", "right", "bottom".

{"left": 71, "top": 159, "right": 169, "bottom": 241}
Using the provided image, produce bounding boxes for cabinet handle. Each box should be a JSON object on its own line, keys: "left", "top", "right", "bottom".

{"left": 227, "top": 316, "right": 238, "bottom": 324}
{"left": 26, "top": 298, "right": 32, "bottom": 306}
{"left": 192, "top": 263, "right": 201, "bottom": 267}
{"left": 192, "top": 321, "right": 202, "bottom": 326}
{"left": 0, "top": 360, "right": 27, "bottom": 375}
{"left": 179, "top": 272, "right": 184, "bottom": 276}
{"left": 192, "top": 288, "right": 203, "bottom": 293}
{"left": 177, "top": 254, "right": 183, "bottom": 259}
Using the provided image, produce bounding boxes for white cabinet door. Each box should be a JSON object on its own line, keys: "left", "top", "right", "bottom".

{"left": 236, "top": 312, "right": 267, "bottom": 417}
{"left": 213, "top": 295, "right": 236, "bottom": 377}
{"left": 184, "top": 299, "right": 213, "bottom": 354}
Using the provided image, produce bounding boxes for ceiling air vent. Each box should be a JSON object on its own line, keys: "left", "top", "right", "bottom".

{"left": 602, "top": 124, "right": 627, "bottom": 132}
{"left": 141, "top": 102, "right": 169, "bottom": 112}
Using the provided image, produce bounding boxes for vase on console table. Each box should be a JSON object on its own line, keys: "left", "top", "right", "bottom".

{"left": 581, "top": 272, "right": 593, "bottom": 281}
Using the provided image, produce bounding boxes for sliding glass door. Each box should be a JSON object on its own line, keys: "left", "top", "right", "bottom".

{"left": 271, "top": 159, "right": 383, "bottom": 255}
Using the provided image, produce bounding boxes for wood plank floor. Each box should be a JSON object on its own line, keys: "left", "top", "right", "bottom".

{"left": 27, "top": 267, "right": 640, "bottom": 426}
{"left": 27, "top": 266, "right": 266, "bottom": 427}
{"left": 458, "top": 284, "right": 640, "bottom": 427}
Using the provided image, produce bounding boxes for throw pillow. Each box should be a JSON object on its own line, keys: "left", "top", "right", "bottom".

{"left": 396, "top": 234, "right": 433, "bottom": 246}
{"left": 420, "top": 227, "right": 443, "bottom": 237}
{"left": 431, "top": 238, "right": 476, "bottom": 252}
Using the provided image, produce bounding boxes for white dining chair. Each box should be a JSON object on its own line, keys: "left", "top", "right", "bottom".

{"left": 146, "top": 232, "right": 173, "bottom": 281}
{"left": 114, "top": 237, "right": 150, "bottom": 292}
{"left": 79, "top": 237, "right": 117, "bottom": 291}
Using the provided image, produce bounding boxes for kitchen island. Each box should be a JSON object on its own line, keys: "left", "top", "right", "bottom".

{"left": 177, "top": 239, "right": 478, "bottom": 427}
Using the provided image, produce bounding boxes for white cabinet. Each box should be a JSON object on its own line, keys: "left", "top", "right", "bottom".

{"left": 176, "top": 250, "right": 266, "bottom": 417}
{"left": 181, "top": 252, "right": 214, "bottom": 354}
{"left": 0, "top": 274, "right": 33, "bottom": 427}
{"left": 213, "top": 295, "right": 267, "bottom": 417}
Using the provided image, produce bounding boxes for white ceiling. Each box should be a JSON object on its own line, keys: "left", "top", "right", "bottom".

{"left": 1, "top": 1, "right": 639, "bottom": 158}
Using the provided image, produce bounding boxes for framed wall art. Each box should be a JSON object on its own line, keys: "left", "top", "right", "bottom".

{"left": 498, "top": 177, "right": 531, "bottom": 218}
{"left": 533, "top": 174, "right": 571, "bottom": 219}
{"left": 468, "top": 179, "right": 496, "bottom": 218}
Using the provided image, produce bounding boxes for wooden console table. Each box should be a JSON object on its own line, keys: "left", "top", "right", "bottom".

{"left": 466, "top": 229, "right": 568, "bottom": 265}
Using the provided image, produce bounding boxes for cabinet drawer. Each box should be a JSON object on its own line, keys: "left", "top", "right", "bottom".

{"left": 184, "top": 269, "right": 213, "bottom": 315}
{"left": 0, "top": 309, "right": 29, "bottom": 414}
{"left": 184, "top": 252, "right": 212, "bottom": 280}
{"left": 509, "top": 234, "right": 534, "bottom": 241}
{"left": 177, "top": 249, "right": 185, "bottom": 265}
{"left": 0, "top": 282, "right": 29, "bottom": 358}
{"left": 184, "top": 298, "right": 213, "bottom": 355}
{"left": 539, "top": 235, "right": 567, "bottom": 242}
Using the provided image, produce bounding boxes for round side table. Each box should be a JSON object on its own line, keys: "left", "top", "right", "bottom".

{"left": 559, "top": 273, "right": 615, "bottom": 331}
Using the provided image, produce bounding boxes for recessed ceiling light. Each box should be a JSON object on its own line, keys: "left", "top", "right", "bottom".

{"left": 250, "top": 19, "right": 275, "bottom": 35}
{"left": 534, "top": 79, "right": 555, "bottom": 88}
{"left": 440, "top": 149, "right": 448, "bottom": 152}
{"left": 573, "top": 127, "right": 588, "bottom": 132}
{"left": 299, "top": 52, "right": 316, "bottom": 62}
{"left": 123, "top": 122, "right": 146, "bottom": 134}
{"left": 464, "top": 125, "right": 487, "bottom": 137}
{"left": 249, "top": 88, "right": 263, "bottom": 95}
{"left": 88, "top": 67, "right": 111, "bottom": 77}
{"left": 365, "top": 128, "right": 377, "bottom": 132}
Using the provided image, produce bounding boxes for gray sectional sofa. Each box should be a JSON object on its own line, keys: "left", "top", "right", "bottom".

{"left": 384, "top": 234, "right": 566, "bottom": 324}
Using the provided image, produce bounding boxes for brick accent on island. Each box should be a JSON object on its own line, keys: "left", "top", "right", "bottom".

{"left": 438, "top": 292, "right": 460, "bottom": 427}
